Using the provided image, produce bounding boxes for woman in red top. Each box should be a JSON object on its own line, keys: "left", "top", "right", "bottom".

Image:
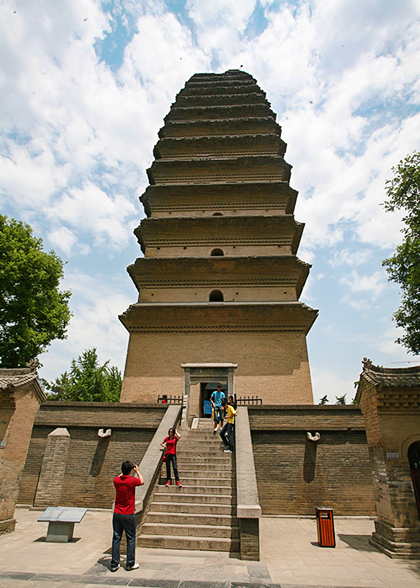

{"left": 161, "top": 428, "right": 182, "bottom": 487}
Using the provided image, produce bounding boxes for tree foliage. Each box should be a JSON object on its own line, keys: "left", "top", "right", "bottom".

{"left": 46, "top": 348, "right": 122, "bottom": 402}
{"left": 382, "top": 151, "right": 420, "bottom": 354}
{"left": 0, "top": 215, "right": 72, "bottom": 367}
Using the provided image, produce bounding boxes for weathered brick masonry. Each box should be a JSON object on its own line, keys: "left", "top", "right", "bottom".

{"left": 18, "top": 402, "right": 166, "bottom": 509}
{"left": 249, "top": 406, "right": 376, "bottom": 515}
{"left": 356, "top": 360, "right": 420, "bottom": 558}
{"left": 120, "top": 69, "right": 318, "bottom": 408}
{"left": 0, "top": 367, "right": 45, "bottom": 534}
{"left": 17, "top": 401, "right": 377, "bottom": 518}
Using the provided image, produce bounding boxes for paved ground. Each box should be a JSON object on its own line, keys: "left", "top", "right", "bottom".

{"left": 0, "top": 508, "right": 418, "bottom": 588}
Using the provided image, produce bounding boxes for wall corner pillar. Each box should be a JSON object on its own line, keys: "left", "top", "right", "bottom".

{"left": 34, "top": 428, "right": 71, "bottom": 508}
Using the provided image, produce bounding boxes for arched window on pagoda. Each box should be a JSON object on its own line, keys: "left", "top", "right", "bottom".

{"left": 211, "top": 248, "right": 224, "bottom": 256}
{"left": 209, "top": 290, "right": 224, "bottom": 302}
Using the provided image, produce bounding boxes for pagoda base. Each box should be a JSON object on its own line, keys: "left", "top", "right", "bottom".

{"left": 370, "top": 521, "right": 420, "bottom": 559}
{"left": 120, "top": 328, "right": 314, "bottom": 406}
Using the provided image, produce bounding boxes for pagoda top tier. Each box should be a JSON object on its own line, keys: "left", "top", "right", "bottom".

{"left": 134, "top": 70, "right": 306, "bottom": 266}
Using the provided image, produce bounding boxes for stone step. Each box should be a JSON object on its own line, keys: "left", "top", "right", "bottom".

{"left": 178, "top": 439, "right": 229, "bottom": 447}
{"left": 175, "top": 464, "right": 232, "bottom": 473}
{"left": 150, "top": 501, "right": 236, "bottom": 515}
{"left": 156, "top": 484, "right": 232, "bottom": 496}
{"left": 153, "top": 492, "right": 233, "bottom": 505}
{"left": 162, "top": 451, "right": 231, "bottom": 459}
{"left": 179, "top": 468, "right": 233, "bottom": 478}
{"left": 175, "top": 455, "right": 233, "bottom": 464}
{"left": 137, "top": 534, "right": 240, "bottom": 552}
{"left": 177, "top": 450, "right": 233, "bottom": 458}
{"left": 146, "top": 511, "right": 238, "bottom": 527}
{"left": 175, "top": 466, "right": 232, "bottom": 475}
{"left": 160, "top": 473, "right": 233, "bottom": 484}
{"left": 162, "top": 463, "right": 232, "bottom": 475}
{"left": 181, "top": 432, "right": 226, "bottom": 438}
{"left": 142, "top": 522, "right": 239, "bottom": 539}
{"left": 178, "top": 477, "right": 233, "bottom": 487}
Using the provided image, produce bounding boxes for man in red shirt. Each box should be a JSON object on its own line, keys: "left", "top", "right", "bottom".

{"left": 111, "top": 460, "right": 144, "bottom": 572}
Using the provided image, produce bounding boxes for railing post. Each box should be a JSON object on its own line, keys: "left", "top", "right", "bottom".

{"left": 235, "top": 406, "right": 261, "bottom": 560}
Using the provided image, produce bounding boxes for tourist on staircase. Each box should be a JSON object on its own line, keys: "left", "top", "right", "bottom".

{"left": 220, "top": 398, "right": 236, "bottom": 453}
{"left": 210, "top": 383, "right": 225, "bottom": 434}
{"left": 161, "top": 428, "right": 182, "bottom": 487}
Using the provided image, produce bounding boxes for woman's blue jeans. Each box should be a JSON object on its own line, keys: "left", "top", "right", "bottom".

{"left": 220, "top": 422, "right": 234, "bottom": 451}
{"left": 165, "top": 453, "right": 179, "bottom": 482}
{"left": 111, "top": 513, "right": 136, "bottom": 568}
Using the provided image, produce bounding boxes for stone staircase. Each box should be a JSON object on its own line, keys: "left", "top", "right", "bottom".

{"left": 138, "top": 418, "right": 239, "bottom": 552}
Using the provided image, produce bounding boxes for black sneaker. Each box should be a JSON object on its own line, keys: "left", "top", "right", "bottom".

{"left": 127, "top": 563, "right": 139, "bottom": 570}
{"left": 110, "top": 564, "right": 120, "bottom": 572}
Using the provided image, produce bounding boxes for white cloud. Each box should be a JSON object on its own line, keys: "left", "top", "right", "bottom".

{"left": 340, "top": 269, "right": 387, "bottom": 300}
{"left": 186, "top": 0, "right": 257, "bottom": 56}
{"left": 328, "top": 248, "right": 373, "bottom": 268}
{"left": 45, "top": 182, "right": 137, "bottom": 249}
{"left": 48, "top": 226, "right": 77, "bottom": 256}
{"left": 39, "top": 270, "right": 132, "bottom": 381}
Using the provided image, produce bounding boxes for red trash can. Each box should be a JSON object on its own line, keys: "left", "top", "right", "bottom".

{"left": 315, "top": 507, "right": 335, "bottom": 547}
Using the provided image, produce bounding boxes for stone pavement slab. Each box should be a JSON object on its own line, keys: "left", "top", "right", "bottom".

{"left": 0, "top": 509, "right": 418, "bottom": 588}
{"left": 261, "top": 517, "right": 420, "bottom": 587}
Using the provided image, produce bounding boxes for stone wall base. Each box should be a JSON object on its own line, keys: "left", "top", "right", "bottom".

{"left": 0, "top": 518, "right": 16, "bottom": 535}
{"left": 239, "top": 518, "right": 259, "bottom": 561}
{"left": 370, "top": 521, "right": 420, "bottom": 559}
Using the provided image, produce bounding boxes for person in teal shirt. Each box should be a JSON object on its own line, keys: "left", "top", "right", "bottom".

{"left": 210, "top": 383, "right": 225, "bottom": 434}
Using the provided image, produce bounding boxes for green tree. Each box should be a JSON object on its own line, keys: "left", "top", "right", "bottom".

{"left": 335, "top": 394, "right": 347, "bottom": 405}
{"left": 382, "top": 151, "right": 420, "bottom": 353}
{"left": 319, "top": 395, "right": 328, "bottom": 405}
{"left": 46, "top": 348, "right": 122, "bottom": 402}
{"left": 0, "top": 215, "right": 71, "bottom": 367}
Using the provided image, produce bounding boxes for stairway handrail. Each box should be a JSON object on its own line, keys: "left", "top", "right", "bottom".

{"left": 235, "top": 406, "right": 262, "bottom": 519}
{"left": 135, "top": 404, "right": 182, "bottom": 513}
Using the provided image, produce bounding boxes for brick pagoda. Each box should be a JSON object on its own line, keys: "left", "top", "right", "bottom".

{"left": 120, "top": 70, "right": 318, "bottom": 417}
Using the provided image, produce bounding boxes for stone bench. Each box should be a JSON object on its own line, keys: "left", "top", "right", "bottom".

{"left": 37, "top": 507, "right": 87, "bottom": 542}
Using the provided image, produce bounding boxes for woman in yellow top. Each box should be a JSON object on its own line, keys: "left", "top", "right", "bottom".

{"left": 220, "top": 398, "right": 236, "bottom": 453}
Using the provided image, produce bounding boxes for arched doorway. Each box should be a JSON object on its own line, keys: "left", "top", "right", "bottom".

{"left": 209, "top": 290, "right": 224, "bottom": 302}
{"left": 408, "top": 441, "right": 420, "bottom": 519}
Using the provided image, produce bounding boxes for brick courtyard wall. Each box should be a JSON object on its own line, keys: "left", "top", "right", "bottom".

{"left": 249, "top": 406, "right": 376, "bottom": 516}
{"left": 18, "top": 402, "right": 166, "bottom": 509}
{"left": 0, "top": 384, "right": 43, "bottom": 534}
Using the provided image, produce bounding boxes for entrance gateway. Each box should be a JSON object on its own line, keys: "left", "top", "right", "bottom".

{"left": 181, "top": 363, "right": 237, "bottom": 426}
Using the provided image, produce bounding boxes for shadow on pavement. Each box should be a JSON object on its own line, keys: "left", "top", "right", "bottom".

{"left": 33, "top": 536, "right": 81, "bottom": 543}
{"left": 338, "top": 534, "right": 378, "bottom": 551}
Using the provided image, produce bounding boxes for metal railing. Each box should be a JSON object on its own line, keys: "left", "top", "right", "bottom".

{"left": 157, "top": 395, "right": 183, "bottom": 405}
{"left": 237, "top": 396, "right": 262, "bottom": 406}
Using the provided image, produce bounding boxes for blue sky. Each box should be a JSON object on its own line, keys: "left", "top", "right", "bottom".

{"left": 1, "top": 0, "right": 420, "bottom": 403}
